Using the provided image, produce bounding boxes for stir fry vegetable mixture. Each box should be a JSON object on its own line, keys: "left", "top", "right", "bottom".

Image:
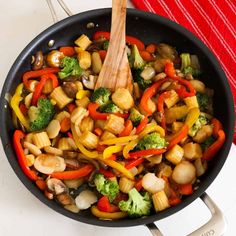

{"left": 11, "top": 31, "right": 225, "bottom": 219}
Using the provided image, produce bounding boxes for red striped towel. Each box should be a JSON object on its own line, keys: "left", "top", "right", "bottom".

{"left": 131, "top": 0, "right": 236, "bottom": 143}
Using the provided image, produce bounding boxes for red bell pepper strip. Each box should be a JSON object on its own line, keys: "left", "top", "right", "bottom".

{"left": 13, "top": 130, "right": 38, "bottom": 181}
{"left": 31, "top": 73, "right": 59, "bottom": 105}
{"left": 211, "top": 118, "right": 223, "bottom": 138}
{"left": 128, "top": 148, "right": 166, "bottom": 159}
{"left": 23, "top": 68, "right": 60, "bottom": 89}
{"left": 125, "top": 35, "right": 145, "bottom": 51}
{"left": 168, "top": 187, "right": 182, "bottom": 206}
{"left": 165, "top": 61, "right": 176, "bottom": 78}
{"left": 178, "top": 184, "right": 193, "bottom": 195}
{"left": 59, "top": 46, "right": 75, "bottom": 57}
{"left": 88, "top": 103, "right": 128, "bottom": 120}
{"left": 97, "top": 196, "right": 120, "bottom": 213}
{"left": 93, "top": 31, "right": 111, "bottom": 40}
{"left": 125, "top": 157, "right": 145, "bottom": 169}
{"left": 98, "top": 50, "right": 107, "bottom": 62}
{"left": 167, "top": 124, "right": 189, "bottom": 150}
{"left": 119, "top": 120, "right": 133, "bottom": 137}
{"left": 172, "top": 76, "right": 196, "bottom": 98}
{"left": 135, "top": 178, "right": 143, "bottom": 192}
{"left": 67, "top": 103, "right": 76, "bottom": 113}
{"left": 19, "top": 103, "right": 28, "bottom": 116}
{"left": 202, "top": 130, "right": 225, "bottom": 161}
{"left": 50, "top": 164, "right": 94, "bottom": 180}
{"left": 107, "top": 154, "right": 117, "bottom": 161}
{"left": 136, "top": 116, "right": 149, "bottom": 134}
{"left": 99, "top": 168, "right": 115, "bottom": 178}
{"left": 93, "top": 31, "right": 145, "bottom": 51}
{"left": 157, "top": 91, "right": 171, "bottom": 130}
{"left": 140, "top": 79, "right": 166, "bottom": 114}
{"left": 88, "top": 103, "right": 109, "bottom": 120}
{"left": 146, "top": 43, "right": 157, "bottom": 54}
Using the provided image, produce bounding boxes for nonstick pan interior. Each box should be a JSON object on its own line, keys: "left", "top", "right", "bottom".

{"left": 0, "top": 8, "right": 234, "bottom": 227}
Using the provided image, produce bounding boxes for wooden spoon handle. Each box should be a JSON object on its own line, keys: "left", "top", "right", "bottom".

{"left": 95, "top": 0, "right": 129, "bottom": 91}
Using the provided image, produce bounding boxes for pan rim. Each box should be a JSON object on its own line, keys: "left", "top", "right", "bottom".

{"left": 0, "top": 8, "right": 234, "bottom": 227}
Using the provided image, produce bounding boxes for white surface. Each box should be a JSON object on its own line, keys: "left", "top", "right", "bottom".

{"left": 0, "top": 1, "right": 236, "bottom": 236}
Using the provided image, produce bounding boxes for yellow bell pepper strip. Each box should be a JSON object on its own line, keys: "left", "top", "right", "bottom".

{"left": 13, "top": 130, "right": 38, "bottom": 181}
{"left": 97, "top": 156, "right": 134, "bottom": 180}
{"left": 202, "top": 130, "right": 226, "bottom": 161}
{"left": 10, "top": 83, "right": 29, "bottom": 130}
{"left": 103, "top": 145, "right": 123, "bottom": 159}
{"left": 128, "top": 148, "right": 166, "bottom": 159}
{"left": 140, "top": 79, "right": 166, "bottom": 114}
{"left": 167, "top": 124, "right": 189, "bottom": 150}
{"left": 91, "top": 206, "right": 128, "bottom": 220}
{"left": 50, "top": 164, "right": 94, "bottom": 180}
{"left": 99, "top": 135, "right": 138, "bottom": 145}
{"left": 138, "top": 123, "right": 165, "bottom": 139}
{"left": 71, "top": 124, "right": 98, "bottom": 158}
{"left": 185, "top": 108, "right": 200, "bottom": 129}
{"left": 123, "top": 139, "right": 139, "bottom": 159}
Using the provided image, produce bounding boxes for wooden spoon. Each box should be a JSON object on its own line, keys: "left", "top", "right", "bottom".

{"left": 95, "top": 0, "right": 133, "bottom": 93}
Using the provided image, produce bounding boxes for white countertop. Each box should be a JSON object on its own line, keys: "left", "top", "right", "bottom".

{"left": 1, "top": 1, "right": 236, "bottom": 235}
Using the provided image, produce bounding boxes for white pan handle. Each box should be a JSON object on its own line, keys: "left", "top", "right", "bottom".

{"left": 146, "top": 192, "right": 227, "bottom": 236}
{"left": 45, "top": 0, "right": 73, "bottom": 23}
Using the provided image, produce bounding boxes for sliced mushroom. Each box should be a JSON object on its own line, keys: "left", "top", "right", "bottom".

{"left": 64, "top": 158, "right": 80, "bottom": 170}
{"left": 64, "top": 178, "right": 84, "bottom": 189}
{"left": 157, "top": 43, "right": 178, "bottom": 61}
{"left": 46, "top": 178, "right": 68, "bottom": 195}
{"left": 32, "top": 51, "right": 44, "bottom": 70}
{"left": 46, "top": 50, "right": 64, "bottom": 68}
{"left": 56, "top": 193, "right": 74, "bottom": 205}
{"left": 64, "top": 204, "right": 80, "bottom": 213}
{"left": 63, "top": 150, "right": 78, "bottom": 159}
{"left": 82, "top": 75, "right": 97, "bottom": 90}
{"left": 62, "top": 82, "right": 78, "bottom": 98}
{"left": 34, "top": 154, "right": 66, "bottom": 174}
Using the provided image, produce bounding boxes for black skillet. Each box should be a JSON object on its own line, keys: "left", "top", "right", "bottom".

{"left": 0, "top": 2, "right": 234, "bottom": 236}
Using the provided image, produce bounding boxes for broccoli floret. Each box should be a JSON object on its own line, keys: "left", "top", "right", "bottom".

{"left": 201, "top": 136, "right": 215, "bottom": 151}
{"left": 183, "top": 66, "right": 201, "bottom": 77}
{"left": 130, "top": 44, "right": 146, "bottom": 69}
{"left": 180, "top": 53, "right": 191, "bottom": 70}
{"left": 103, "top": 40, "right": 109, "bottom": 50}
{"left": 133, "top": 68, "right": 152, "bottom": 90}
{"left": 58, "top": 56, "right": 83, "bottom": 79}
{"left": 99, "top": 102, "right": 121, "bottom": 113}
{"left": 28, "top": 98, "right": 55, "bottom": 131}
{"left": 94, "top": 174, "right": 119, "bottom": 202}
{"left": 189, "top": 114, "right": 209, "bottom": 137}
{"left": 180, "top": 53, "right": 201, "bottom": 77}
{"left": 129, "top": 108, "right": 144, "bottom": 126}
{"left": 90, "top": 87, "right": 111, "bottom": 106}
{"left": 136, "top": 132, "right": 168, "bottom": 150}
{"left": 119, "top": 188, "right": 152, "bottom": 217}
{"left": 196, "top": 92, "right": 210, "bottom": 112}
